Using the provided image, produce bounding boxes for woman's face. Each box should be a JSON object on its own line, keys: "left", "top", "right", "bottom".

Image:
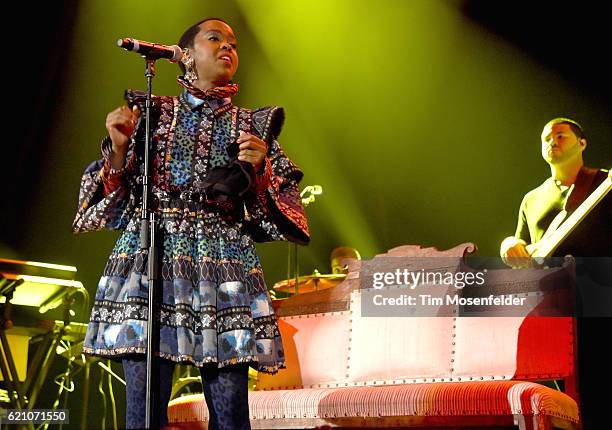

{"left": 190, "top": 20, "right": 239, "bottom": 86}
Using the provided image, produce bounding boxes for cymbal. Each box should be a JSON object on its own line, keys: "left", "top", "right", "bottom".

{"left": 273, "top": 270, "right": 346, "bottom": 294}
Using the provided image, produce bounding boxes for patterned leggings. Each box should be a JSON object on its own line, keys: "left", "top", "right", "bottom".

{"left": 122, "top": 358, "right": 251, "bottom": 430}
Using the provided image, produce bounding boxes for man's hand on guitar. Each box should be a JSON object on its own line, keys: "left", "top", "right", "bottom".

{"left": 500, "top": 236, "right": 534, "bottom": 268}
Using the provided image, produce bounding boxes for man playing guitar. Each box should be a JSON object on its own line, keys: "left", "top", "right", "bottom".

{"left": 501, "top": 117, "right": 610, "bottom": 267}
{"left": 499, "top": 117, "right": 611, "bottom": 428}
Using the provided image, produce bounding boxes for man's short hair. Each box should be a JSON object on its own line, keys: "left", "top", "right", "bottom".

{"left": 544, "top": 117, "right": 586, "bottom": 140}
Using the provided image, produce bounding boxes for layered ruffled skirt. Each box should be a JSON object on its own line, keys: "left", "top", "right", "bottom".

{"left": 82, "top": 208, "right": 285, "bottom": 374}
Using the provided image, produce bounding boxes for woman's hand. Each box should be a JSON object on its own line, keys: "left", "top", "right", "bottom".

{"left": 105, "top": 105, "right": 140, "bottom": 169}
{"left": 237, "top": 131, "right": 267, "bottom": 173}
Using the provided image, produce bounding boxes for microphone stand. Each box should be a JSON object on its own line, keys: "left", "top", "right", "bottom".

{"left": 140, "top": 58, "right": 160, "bottom": 429}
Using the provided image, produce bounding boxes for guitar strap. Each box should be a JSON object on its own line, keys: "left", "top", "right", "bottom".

{"left": 564, "top": 167, "right": 600, "bottom": 212}
{"left": 539, "top": 167, "right": 599, "bottom": 241}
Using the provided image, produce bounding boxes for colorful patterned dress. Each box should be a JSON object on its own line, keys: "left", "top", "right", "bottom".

{"left": 73, "top": 85, "right": 309, "bottom": 373}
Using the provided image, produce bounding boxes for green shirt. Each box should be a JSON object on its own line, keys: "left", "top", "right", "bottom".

{"left": 514, "top": 167, "right": 611, "bottom": 257}
{"left": 515, "top": 178, "right": 570, "bottom": 244}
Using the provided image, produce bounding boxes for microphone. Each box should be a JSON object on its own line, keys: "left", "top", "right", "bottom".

{"left": 117, "top": 38, "right": 183, "bottom": 62}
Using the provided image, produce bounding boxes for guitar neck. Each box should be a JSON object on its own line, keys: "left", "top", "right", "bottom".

{"left": 535, "top": 175, "right": 611, "bottom": 258}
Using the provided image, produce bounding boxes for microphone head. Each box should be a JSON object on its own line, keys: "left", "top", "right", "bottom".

{"left": 117, "top": 38, "right": 136, "bottom": 51}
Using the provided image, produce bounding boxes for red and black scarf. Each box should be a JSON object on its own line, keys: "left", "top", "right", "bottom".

{"left": 176, "top": 76, "right": 238, "bottom": 100}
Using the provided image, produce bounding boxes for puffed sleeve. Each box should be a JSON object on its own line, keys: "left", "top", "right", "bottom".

{"left": 71, "top": 137, "right": 140, "bottom": 233}
{"left": 243, "top": 106, "right": 310, "bottom": 245}
{"left": 72, "top": 89, "right": 153, "bottom": 233}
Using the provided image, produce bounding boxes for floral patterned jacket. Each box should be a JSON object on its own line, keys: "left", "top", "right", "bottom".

{"left": 72, "top": 91, "right": 310, "bottom": 245}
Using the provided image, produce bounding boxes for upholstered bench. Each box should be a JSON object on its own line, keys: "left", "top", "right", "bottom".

{"left": 167, "top": 244, "right": 581, "bottom": 429}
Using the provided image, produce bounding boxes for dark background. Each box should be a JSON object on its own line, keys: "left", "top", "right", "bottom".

{"left": 2, "top": 1, "right": 610, "bottom": 428}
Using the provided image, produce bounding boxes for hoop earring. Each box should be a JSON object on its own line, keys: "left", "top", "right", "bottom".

{"left": 181, "top": 49, "right": 198, "bottom": 84}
